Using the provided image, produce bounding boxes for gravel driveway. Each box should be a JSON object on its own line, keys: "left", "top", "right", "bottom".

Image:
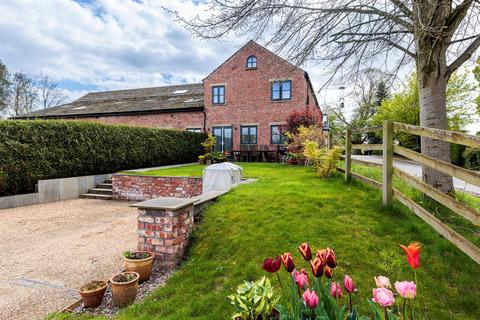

{"left": 0, "top": 199, "right": 138, "bottom": 320}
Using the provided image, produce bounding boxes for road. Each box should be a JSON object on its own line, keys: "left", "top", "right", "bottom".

{"left": 352, "top": 155, "right": 480, "bottom": 195}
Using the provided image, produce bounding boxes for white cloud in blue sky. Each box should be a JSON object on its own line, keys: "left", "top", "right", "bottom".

{"left": 0, "top": 0, "right": 239, "bottom": 100}
{"left": 3, "top": 0, "right": 476, "bottom": 133}
{"left": 0, "top": 0, "right": 347, "bottom": 106}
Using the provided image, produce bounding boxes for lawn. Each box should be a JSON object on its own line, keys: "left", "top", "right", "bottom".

{"left": 343, "top": 161, "right": 480, "bottom": 248}
{"left": 52, "top": 163, "right": 480, "bottom": 320}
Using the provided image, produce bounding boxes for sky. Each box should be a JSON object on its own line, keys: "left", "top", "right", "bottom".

{"left": 0, "top": 0, "right": 478, "bottom": 132}
{"left": 0, "top": 0, "right": 348, "bottom": 110}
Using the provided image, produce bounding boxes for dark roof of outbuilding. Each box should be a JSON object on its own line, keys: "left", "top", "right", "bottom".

{"left": 15, "top": 83, "right": 204, "bottom": 119}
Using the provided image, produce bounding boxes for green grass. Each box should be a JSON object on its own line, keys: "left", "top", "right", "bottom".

{"left": 344, "top": 161, "right": 480, "bottom": 247}
{"left": 51, "top": 163, "right": 480, "bottom": 320}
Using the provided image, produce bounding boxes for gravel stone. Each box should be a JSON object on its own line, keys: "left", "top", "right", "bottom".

{"left": 0, "top": 198, "right": 138, "bottom": 320}
{"left": 73, "top": 262, "right": 173, "bottom": 317}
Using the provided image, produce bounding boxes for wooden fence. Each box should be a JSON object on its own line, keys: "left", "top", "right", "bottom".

{"left": 330, "top": 120, "right": 480, "bottom": 264}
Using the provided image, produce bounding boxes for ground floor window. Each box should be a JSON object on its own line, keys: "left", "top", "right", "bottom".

{"left": 270, "top": 125, "right": 286, "bottom": 144}
{"left": 187, "top": 128, "right": 202, "bottom": 133}
{"left": 240, "top": 125, "right": 257, "bottom": 144}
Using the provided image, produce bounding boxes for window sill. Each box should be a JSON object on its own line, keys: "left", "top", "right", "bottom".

{"left": 245, "top": 67, "right": 258, "bottom": 71}
{"left": 212, "top": 103, "right": 226, "bottom": 106}
{"left": 269, "top": 99, "right": 292, "bottom": 103}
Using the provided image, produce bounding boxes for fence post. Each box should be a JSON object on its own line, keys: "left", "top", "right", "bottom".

{"left": 382, "top": 120, "right": 393, "bottom": 206}
{"left": 327, "top": 133, "right": 332, "bottom": 150}
{"left": 345, "top": 128, "right": 352, "bottom": 182}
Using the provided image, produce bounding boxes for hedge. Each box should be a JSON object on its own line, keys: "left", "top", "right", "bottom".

{"left": 0, "top": 120, "right": 207, "bottom": 196}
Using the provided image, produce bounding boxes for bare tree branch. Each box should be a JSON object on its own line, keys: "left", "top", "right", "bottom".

{"left": 447, "top": 35, "right": 480, "bottom": 74}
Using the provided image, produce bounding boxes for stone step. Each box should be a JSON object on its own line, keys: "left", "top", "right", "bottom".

{"left": 80, "top": 193, "right": 113, "bottom": 200}
{"left": 88, "top": 188, "right": 113, "bottom": 195}
{"left": 96, "top": 183, "right": 112, "bottom": 189}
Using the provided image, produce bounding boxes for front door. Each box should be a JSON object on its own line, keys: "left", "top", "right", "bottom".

{"left": 212, "top": 126, "right": 233, "bottom": 154}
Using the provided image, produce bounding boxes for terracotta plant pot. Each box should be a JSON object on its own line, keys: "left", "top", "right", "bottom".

{"left": 78, "top": 280, "right": 108, "bottom": 308}
{"left": 123, "top": 251, "right": 154, "bottom": 282}
{"left": 110, "top": 272, "right": 139, "bottom": 307}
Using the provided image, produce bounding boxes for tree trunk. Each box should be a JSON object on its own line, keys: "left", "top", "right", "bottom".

{"left": 416, "top": 49, "right": 455, "bottom": 194}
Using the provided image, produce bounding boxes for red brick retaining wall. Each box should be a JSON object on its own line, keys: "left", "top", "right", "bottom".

{"left": 112, "top": 175, "right": 202, "bottom": 201}
{"left": 137, "top": 205, "right": 194, "bottom": 268}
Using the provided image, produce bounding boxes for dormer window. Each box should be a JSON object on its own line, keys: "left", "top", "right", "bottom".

{"left": 246, "top": 55, "right": 257, "bottom": 69}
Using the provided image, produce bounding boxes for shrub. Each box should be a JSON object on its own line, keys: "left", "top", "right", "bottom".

{"left": 463, "top": 147, "right": 480, "bottom": 170}
{"left": 450, "top": 143, "right": 466, "bottom": 167}
{"left": 228, "top": 277, "right": 278, "bottom": 320}
{"left": 315, "top": 147, "right": 343, "bottom": 177}
{"left": 0, "top": 120, "right": 206, "bottom": 196}
{"left": 282, "top": 107, "right": 322, "bottom": 135}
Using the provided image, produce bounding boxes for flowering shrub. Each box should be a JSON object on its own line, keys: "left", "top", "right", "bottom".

{"left": 282, "top": 107, "right": 323, "bottom": 135}
{"left": 247, "top": 241, "right": 422, "bottom": 320}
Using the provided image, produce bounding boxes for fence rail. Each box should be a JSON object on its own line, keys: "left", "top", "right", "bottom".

{"left": 332, "top": 120, "right": 480, "bottom": 264}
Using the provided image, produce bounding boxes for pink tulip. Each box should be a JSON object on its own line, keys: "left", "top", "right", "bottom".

{"left": 331, "top": 281, "right": 343, "bottom": 298}
{"left": 294, "top": 270, "right": 309, "bottom": 289}
{"left": 374, "top": 276, "right": 391, "bottom": 289}
{"left": 303, "top": 289, "right": 319, "bottom": 309}
{"left": 344, "top": 275, "right": 356, "bottom": 293}
{"left": 372, "top": 288, "right": 395, "bottom": 307}
{"left": 394, "top": 281, "right": 417, "bottom": 299}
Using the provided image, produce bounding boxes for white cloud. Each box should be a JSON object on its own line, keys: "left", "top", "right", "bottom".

{"left": 0, "top": 0, "right": 239, "bottom": 101}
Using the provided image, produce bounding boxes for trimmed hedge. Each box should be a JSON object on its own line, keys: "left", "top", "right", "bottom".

{"left": 0, "top": 120, "right": 206, "bottom": 196}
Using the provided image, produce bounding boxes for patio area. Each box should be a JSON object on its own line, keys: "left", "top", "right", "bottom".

{"left": 0, "top": 199, "right": 137, "bottom": 320}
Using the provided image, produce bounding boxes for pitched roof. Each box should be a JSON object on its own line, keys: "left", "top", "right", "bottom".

{"left": 15, "top": 83, "right": 204, "bottom": 119}
{"left": 203, "top": 40, "right": 304, "bottom": 81}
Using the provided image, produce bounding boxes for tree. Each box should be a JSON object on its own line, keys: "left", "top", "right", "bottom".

{"left": 325, "top": 69, "right": 389, "bottom": 145}
{"left": 8, "top": 72, "right": 37, "bottom": 116}
{"left": 0, "top": 60, "right": 10, "bottom": 115}
{"left": 181, "top": 0, "right": 480, "bottom": 193}
{"left": 372, "top": 72, "right": 476, "bottom": 149}
{"left": 36, "top": 73, "right": 67, "bottom": 109}
{"left": 474, "top": 56, "right": 480, "bottom": 114}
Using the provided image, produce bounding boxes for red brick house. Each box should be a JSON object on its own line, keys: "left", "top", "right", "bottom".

{"left": 17, "top": 41, "right": 321, "bottom": 153}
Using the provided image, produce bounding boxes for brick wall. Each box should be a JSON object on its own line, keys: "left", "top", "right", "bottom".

{"left": 137, "top": 205, "right": 194, "bottom": 268}
{"left": 71, "top": 111, "right": 205, "bottom": 130}
{"left": 204, "top": 41, "right": 321, "bottom": 150}
{"left": 112, "top": 175, "right": 203, "bottom": 201}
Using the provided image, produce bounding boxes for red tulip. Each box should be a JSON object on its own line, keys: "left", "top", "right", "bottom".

{"left": 400, "top": 242, "right": 420, "bottom": 269}
{"left": 344, "top": 275, "right": 356, "bottom": 293}
{"left": 310, "top": 257, "right": 324, "bottom": 277}
{"left": 298, "top": 242, "right": 312, "bottom": 261}
{"left": 325, "top": 266, "right": 333, "bottom": 279}
{"left": 281, "top": 253, "right": 295, "bottom": 272}
{"left": 316, "top": 249, "right": 327, "bottom": 262}
{"left": 262, "top": 256, "right": 281, "bottom": 273}
{"left": 331, "top": 281, "right": 343, "bottom": 298}
{"left": 325, "top": 248, "right": 337, "bottom": 268}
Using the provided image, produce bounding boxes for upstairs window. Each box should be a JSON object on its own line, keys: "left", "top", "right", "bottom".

{"left": 246, "top": 55, "right": 257, "bottom": 69}
{"left": 212, "top": 85, "right": 225, "bottom": 105}
{"left": 271, "top": 80, "right": 291, "bottom": 101}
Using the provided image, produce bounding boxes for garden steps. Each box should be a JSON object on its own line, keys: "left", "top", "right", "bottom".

{"left": 79, "top": 179, "right": 113, "bottom": 200}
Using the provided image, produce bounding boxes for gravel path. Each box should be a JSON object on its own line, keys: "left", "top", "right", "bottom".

{"left": 0, "top": 199, "right": 138, "bottom": 320}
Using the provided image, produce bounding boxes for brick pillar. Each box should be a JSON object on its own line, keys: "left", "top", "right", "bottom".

{"left": 137, "top": 204, "right": 195, "bottom": 268}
